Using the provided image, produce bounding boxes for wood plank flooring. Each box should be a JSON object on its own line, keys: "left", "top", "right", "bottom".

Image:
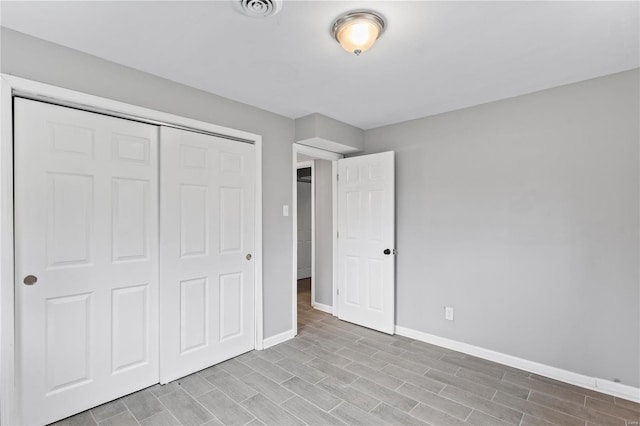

{"left": 52, "top": 278, "right": 639, "bottom": 426}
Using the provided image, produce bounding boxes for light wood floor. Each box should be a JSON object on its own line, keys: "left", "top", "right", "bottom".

{"left": 52, "top": 278, "right": 639, "bottom": 426}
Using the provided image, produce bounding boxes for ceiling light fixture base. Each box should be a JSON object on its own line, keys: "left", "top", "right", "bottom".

{"left": 331, "top": 10, "right": 386, "bottom": 56}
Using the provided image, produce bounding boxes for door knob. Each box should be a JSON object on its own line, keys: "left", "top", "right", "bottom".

{"left": 246, "top": 254, "right": 252, "bottom": 261}
{"left": 23, "top": 275, "right": 38, "bottom": 285}
{"left": 383, "top": 249, "right": 391, "bottom": 255}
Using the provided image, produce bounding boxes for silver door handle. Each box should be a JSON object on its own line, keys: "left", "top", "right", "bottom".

{"left": 246, "top": 254, "right": 252, "bottom": 261}
{"left": 23, "top": 275, "right": 38, "bottom": 285}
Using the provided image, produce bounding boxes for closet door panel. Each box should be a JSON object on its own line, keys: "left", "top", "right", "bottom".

{"left": 160, "top": 127, "right": 255, "bottom": 383}
{"left": 14, "top": 99, "right": 159, "bottom": 426}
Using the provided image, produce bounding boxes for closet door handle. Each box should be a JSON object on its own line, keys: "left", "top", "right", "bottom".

{"left": 246, "top": 254, "right": 252, "bottom": 261}
{"left": 23, "top": 275, "right": 38, "bottom": 285}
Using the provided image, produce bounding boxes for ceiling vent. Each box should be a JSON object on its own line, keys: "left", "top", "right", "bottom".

{"left": 234, "top": 0, "right": 283, "bottom": 18}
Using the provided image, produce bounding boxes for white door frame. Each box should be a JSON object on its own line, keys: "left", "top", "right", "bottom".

{"left": 0, "top": 74, "right": 264, "bottom": 426}
{"left": 291, "top": 143, "right": 342, "bottom": 335}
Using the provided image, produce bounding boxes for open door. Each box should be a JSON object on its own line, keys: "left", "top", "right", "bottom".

{"left": 337, "top": 151, "right": 395, "bottom": 334}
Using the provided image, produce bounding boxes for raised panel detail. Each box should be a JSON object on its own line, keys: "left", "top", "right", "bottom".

{"left": 367, "top": 259, "right": 384, "bottom": 311}
{"left": 50, "top": 122, "right": 94, "bottom": 158}
{"left": 180, "top": 278, "right": 208, "bottom": 353}
{"left": 180, "top": 145, "right": 207, "bottom": 169}
{"left": 180, "top": 185, "right": 207, "bottom": 257}
{"left": 113, "top": 134, "right": 149, "bottom": 164}
{"left": 220, "top": 273, "right": 243, "bottom": 341}
{"left": 368, "top": 162, "right": 384, "bottom": 181}
{"left": 47, "top": 173, "right": 93, "bottom": 268}
{"left": 346, "top": 165, "right": 360, "bottom": 183}
{"left": 46, "top": 293, "right": 92, "bottom": 394}
{"left": 345, "top": 191, "right": 361, "bottom": 239}
{"left": 112, "top": 285, "right": 148, "bottom": 373}
{"left": 220, "top": 152, "right": 243, "bottom": 174}
{"left": 367, "top": 190, "right": 384, "bottom": 242}
{"left": 345, "top": 256, "right": 360, "bottom": 306}
{"left": 112, "top": 179, "right": 148, "bottom": 262}
{"left": 220, "top": 187, "right": 242, "bottom": 253}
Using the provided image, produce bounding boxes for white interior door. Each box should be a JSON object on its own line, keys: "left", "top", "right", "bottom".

{"left": 337, "top": 151, "right": 395, "bottom": 334}
{"left": 297, "top": 176, "right": 312, "bottom": 279}
{"left": 14, "top": 99, "right": 159, "bottom": 425}
{"left": 160, "top": 127, "right": 255, "bottom": 383}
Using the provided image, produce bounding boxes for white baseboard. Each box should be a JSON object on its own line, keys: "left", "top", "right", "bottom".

{"left": 395, "top": 326, "right": 640, "bottom": 403}
{"left": 312, "top": 302, "right": 333, "bottom": 314}
{"left": 594, "top": 379, "right": 640, "bottom": 402}
{"left": 262, "top": 329, "right": 295, "bottom": 349}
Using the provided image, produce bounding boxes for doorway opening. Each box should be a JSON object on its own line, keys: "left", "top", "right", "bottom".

{"left": 296, "top": 163, "right": 313, "bottom": 314}
{"left": 291, "top": 144, "right": 397, "bottom": 336}
{"left": 292, "top": 144, "right": 343, "bottom": 335}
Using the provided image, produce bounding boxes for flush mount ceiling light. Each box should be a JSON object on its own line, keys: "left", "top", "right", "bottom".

{"left": 332, "top": 10, "right": 386, "bottom": 56}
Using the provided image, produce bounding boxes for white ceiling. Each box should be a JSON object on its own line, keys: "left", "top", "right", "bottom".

{"left": 1, "top": 1, "right": 638, "bottom": 129}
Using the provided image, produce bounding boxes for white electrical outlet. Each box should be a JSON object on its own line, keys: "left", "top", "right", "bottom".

{"left": 283, "top": 205, "right": 289, "bottom": 216}
{"left": 445, "top": 306, "right": 454, "bottom": 321}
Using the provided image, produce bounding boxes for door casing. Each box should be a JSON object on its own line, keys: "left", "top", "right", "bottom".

{"left": 0, "top": 74, "right": 264, "bottom": 426}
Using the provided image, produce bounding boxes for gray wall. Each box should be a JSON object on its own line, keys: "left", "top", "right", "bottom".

{"left": 295, "top": 113, "right": 364, "bottom": 153}
{"left": 364, "top": 69, "right": 640, "bottom": 387}
{"left": 1, "top": 27, "right": 295, "bottom": 339}
{"left": 314, "top": 160, "right": 333, "bottom": 307}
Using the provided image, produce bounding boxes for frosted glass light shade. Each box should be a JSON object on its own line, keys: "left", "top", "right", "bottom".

{"left": 332, "top": 11, "right": 385, "bottom": 56}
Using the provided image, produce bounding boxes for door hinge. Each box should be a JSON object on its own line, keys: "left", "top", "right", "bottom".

{"left": 337, "top": 231, "right": 339, "bottom": 238}
{"left": 337, "top": 174, "right": 339, "bottom": 181}
{"left": 337, "top": 288, "right": 340, "bottom": 295}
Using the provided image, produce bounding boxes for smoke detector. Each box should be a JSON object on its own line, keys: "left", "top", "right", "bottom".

{"left": 234, "top": 0, "right": 283, "bottom": 18}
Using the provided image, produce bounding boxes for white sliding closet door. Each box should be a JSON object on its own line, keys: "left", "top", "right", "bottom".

{"left": 14, "top": 99, "right": 159, "bottom": 425}
{"left": 160, "top": 127, "right": 255, "bottom": 383}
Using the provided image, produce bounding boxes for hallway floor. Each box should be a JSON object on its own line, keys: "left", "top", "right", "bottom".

{"left": 53, "top": 280, "right": 639, "bottom": 426}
